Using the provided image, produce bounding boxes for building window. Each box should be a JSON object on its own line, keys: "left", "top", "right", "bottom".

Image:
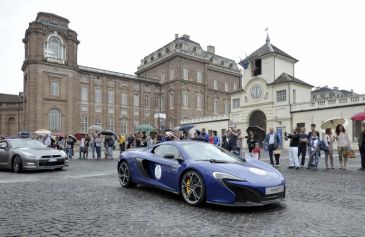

{"left": 44, "top": 35, "right": 65, "bottom": 61}
{"left": 197, "top": 71, "right": 203, "bottom": 83}
{"left": 225, "top": 100, "right": 229, "bottom": 114}
{"left": 81, "top": 85, "right": 88, "bottom": 102}
{"left": 276, "top": 90, "right": 287, "bottom": 102}
{"left": 154, "top": 96, "right": 160, "bottom": 109}
{"left": 161, "top": 95, "right": 165, "bottom": 111}
{"left": 213, "top": 100, "right": 218, "bottom": 114}
{"left": 233, "top": 98, "right": 240, "bottom": 108}
{"left": 133, "top": 121, "right": 139, "bottom": 132}
{"left": 134, "top": 94, "right": 139, "bottom": 107}
{"left": 182, "top": 91, "right": 188, "bottom": 108}
{"left": 252, "top": 59, "right": 262, "bottom": 76}
{"left": 107, "top": 119, "right": 114, "bottom": 131}
{"left": 224, "top": 82, "right": 228, "bottom": 92}
{"left": 214, "top": 80, "right": 218, "bottom": 90}
{"left": 121, "top": 119, "right": 127, "bottom": 135}
{"left": 196, "top": 94, "right": 202, "bottom": 110}
{"left": 121, "top": 93, "right": 128, "bottom": 106}
{"left": 293, "top": 89, "right": 296, "bottom": 104}
{"left": 108, "top": 89, "right": 114, "bottom": 113}
{"left": 81, "top": 117, "right": 88, "bottom": 133}
{"left": 95, "top": 87, "right": 102, "bottom": 112}
{"left": 169, "top": 92, "right": 174, "bottom": 109}
{"left": 95, "top": 119, "right": 101, "bottom": 126}
{"left": 49, "top": 109, "right": 61, "bottom": 131}
{"left": 50, "top": 80, "right": 59, "bottom": 96}
{"left": 170, "top": 68, "right": 174, "bottom": 80}
{"left": 144, "top": 95, "right": 150, "bottom": 107}
{"left": 161, "top": 71, "right": 165, "bottom": 82}
{"left": 134, "top": 108, "right": 139, "bottom": 116}
{"left": 183, "top": 68, "right": 188, "bottom": 80}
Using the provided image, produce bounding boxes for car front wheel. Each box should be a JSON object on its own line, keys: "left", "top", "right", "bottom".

{"left": 118, "top": 161, "right": 136, "bottom": 188}
{"left": 181, "top": 170, "right": 205, "bottom": 206}
{"left": 12, "top": 155, "right": 22, "bottom": 173}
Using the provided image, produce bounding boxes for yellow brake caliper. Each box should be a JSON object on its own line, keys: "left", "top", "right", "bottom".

{"left": 186, "top": 178, "right": 191, "bottom": 195}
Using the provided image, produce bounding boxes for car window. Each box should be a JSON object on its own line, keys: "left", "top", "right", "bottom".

{"left": 181, "top": 143, "right": 242, "bottom": 163}
{"left": 8, "top": 139, "right": 46, "bottom": 149}
{"left": 153, "top": 144, "right": 180, "bottom": 159}
{"left": 0, "top": 141, "right": 8, "bottom": 149}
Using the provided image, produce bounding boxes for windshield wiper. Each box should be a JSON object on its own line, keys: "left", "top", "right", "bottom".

{"left": 209, "top": 159, "right": 229, "bottom": 163}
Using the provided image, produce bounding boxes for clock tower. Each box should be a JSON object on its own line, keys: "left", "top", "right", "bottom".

{"left": 230, "top": 35, "right": 313, "bottom": 148}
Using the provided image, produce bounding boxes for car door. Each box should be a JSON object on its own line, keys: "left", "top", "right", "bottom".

{"left": 0, "top": 140, "right": 10, "bottom": 167}
{"left": 151, "top": 144, "right": 183, "bottom": 191}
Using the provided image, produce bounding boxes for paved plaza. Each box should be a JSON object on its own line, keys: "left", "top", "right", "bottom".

{"left": 0, "top": 150, "right": 364, "bottom": 237}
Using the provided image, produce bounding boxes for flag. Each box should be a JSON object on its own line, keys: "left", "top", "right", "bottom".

{"left": 239, "top": 59, "right": 250, "bottom": 70}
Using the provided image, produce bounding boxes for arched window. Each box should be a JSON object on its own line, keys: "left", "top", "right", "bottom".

{"left": 49, "top": 109, "right": 61, "bottom": 131}
{"left": 44, "top": 35, "right": 65, "bottom": 62}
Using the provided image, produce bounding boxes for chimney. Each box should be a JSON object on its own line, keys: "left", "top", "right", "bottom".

{"left": 207, "top": 45, "right": 215, "bottom": 54}
{"left": 324, "top": 85, "right": 328, "bottom": 88}
{"left": 333, "top": 86, "right": 339, "bottom": 90}
{"left": 175, "top": 34, "right": 178, "bottom": 39}
{"left": 350, "top": 89, "right": 354, "bottom": 93}
{"left": 182, "top": 34, "right": 190, "bottom": 40}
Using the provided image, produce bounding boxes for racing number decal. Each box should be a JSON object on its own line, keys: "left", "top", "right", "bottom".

{"left": 155, "top": 164, "right": 162, "bottom": 180}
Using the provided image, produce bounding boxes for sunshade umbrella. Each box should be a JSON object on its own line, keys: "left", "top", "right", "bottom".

{"left": 67, "top": 135, "right": 77, "bottom": 142}
{"left": 135, "top": 124, "right": 156, "bottom": 132}
{"left": 351, "top": 112, "right": 365, "bottom": 121}
{"left": 320, "top": 118, "right": 345, "bottom": 129}
{"left": 34, "top": 129, "right": 52, "bottom": 136}
{"left": 88, "top": 124, "right": 103, "bottom": 131}
{"left": 100, "top": 130, "right": 117, "bottom": 139}
{"left": 174, "top": 124, "right": 195, "bottom": 131}
{"left": 52, "top": 131, "right": 65, "bottom": 137}
{"left": 74, "top": 132, "right": 87, "bottom": 141}
{"left": 246, "top": 126, "right": 266, "bottom": 142}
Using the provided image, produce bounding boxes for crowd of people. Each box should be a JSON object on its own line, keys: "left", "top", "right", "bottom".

{"left": 30, "top": 121, "right": 365, "bottom": 171}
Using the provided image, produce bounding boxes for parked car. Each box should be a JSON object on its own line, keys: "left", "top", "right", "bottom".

{"left": 117, "top": 141, "right": 285, "bottom": 207}
{"left": 0, "top": 138, "right": 69, "bottom": 172}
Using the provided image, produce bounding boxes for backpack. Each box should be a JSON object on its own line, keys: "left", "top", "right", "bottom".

{"left": 319, "top": 140, "right": 329, "bottom": 151}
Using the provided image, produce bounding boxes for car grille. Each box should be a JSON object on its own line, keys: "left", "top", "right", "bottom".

{"left": 39, "top": 159, "right": 65, "bottom": 167}
{"left": 41, "top": 155, "right": 62, "bottom": 158}
{"left": 224, "top": 182, "right": 285, "bottom": 203}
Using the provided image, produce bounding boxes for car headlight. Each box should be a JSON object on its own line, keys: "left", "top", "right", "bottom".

{"left": 22, "top": 152, "right": 37, "bottom": 159}
{"left": 213, "top": 172, "right": 246, "bottom": 183}
{"left": 59, "top": 150, "right": 67, "bottom": 157}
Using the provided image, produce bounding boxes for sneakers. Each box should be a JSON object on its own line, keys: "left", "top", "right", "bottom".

{"left": 288, "top": 166, "right": 294, "bottom": 169}
{"left": 295, "top": 167, "right": 300, "bottom": 170}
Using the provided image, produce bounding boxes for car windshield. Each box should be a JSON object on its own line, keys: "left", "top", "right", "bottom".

{"left": 9, "top": 139, "right": 47, "bottom": 149}
{"left": 180, "top": 143, "right": 242, "bottom": 163}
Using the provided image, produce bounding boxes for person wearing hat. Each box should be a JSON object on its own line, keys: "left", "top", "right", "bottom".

{"left": 358, "top": 123, "right": 365, "bottom": 171}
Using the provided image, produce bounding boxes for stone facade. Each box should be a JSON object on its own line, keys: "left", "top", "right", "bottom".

{"left": 0, "top": 93, "right": 23, "bottom": 136}
{"left": 0, "top": 12, "right": 240, "bottom": 136}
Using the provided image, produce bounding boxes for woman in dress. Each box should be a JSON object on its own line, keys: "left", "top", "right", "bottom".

{"left": 324, "top": 128, "right": 335, "bottom": 169}
{"left": 335, "top": 124, "right": 351, "bottom": 170}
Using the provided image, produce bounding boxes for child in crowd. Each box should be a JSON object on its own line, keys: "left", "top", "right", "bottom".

{"left": 308, "top": 131, "right": 320, "bottom": 170}
{"left": 252, "top": 143, "right": 261, "bottom": 160}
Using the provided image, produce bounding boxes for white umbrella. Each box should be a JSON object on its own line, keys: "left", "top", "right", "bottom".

{"left": 34, "top": 129, "right": 52, "bottom": 136}
{"left": 88, "top": 124, "right": 103, "bottom": 131}
{"left": 320, "top": 118, "right": 345, "bottom": 129}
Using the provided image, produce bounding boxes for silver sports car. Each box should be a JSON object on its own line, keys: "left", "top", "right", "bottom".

{"left": 0, "top": 138, "right": 69, "bottom": 172}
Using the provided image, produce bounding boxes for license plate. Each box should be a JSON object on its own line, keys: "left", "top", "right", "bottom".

{"left": 265, "top": 185, "right": 284, "bottom": 195}
{"left": 48, "top": 158, "right": 57, "bottom": 162}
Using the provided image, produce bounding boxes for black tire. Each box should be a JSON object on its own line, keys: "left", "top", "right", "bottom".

{"left": 118, "top": 161, "right": 136, "bottom": 188}
{"left": 181, "top": 170, "right": 206, "bottom": 206}
{"left": 12, "top": 155, "right": 22, "bottom": 173}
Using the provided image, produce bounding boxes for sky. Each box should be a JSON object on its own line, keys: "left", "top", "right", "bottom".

{"left": 0, "top": 0, "right": 364, "bottom": 94}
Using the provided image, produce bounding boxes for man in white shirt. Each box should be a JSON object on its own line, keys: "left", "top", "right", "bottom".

{"left": 264, "top": 128, "right": 281, "bottom": 166}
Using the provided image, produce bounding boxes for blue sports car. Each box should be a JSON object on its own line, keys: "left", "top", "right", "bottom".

{"left": 117, "top": 141, "right": 285, "bottom": 207}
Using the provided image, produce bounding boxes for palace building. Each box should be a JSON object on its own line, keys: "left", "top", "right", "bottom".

{"left": 181, "top": 35, "right": 365, "bottom": 148}
{"left": 0, "top": 12, "right": 240, "bottom": 136}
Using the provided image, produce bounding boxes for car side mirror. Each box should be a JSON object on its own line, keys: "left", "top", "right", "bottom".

{"left": 163, "top": 153, "right": 175, "bottom": 159}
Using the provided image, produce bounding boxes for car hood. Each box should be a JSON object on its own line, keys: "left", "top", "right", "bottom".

{"left": 192, "top": 159, "right": 283, "bottom": 185}
{"left": 14, "top": 147, "right": 65, "bottom": 157}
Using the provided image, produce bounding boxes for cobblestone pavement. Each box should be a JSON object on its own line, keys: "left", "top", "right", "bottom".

{"left": 0, "top": 150, "right": 364, "bottom": 237}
